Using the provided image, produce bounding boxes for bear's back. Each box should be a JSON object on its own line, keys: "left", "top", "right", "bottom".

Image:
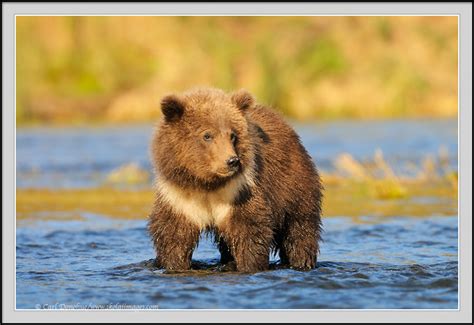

{"left": 246, "top": 104, "right": 321, "bottom": 218}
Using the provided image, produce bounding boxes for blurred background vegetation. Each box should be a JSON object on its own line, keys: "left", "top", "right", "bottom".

{"left": 16, "top": 16, "right": 458, "bottom": 125}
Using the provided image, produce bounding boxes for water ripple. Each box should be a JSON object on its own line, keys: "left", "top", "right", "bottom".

{"left": 16, "top": 215, "right": 458, "bottom": 309}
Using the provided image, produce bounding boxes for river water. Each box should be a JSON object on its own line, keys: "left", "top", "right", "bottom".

{"left": 16, "top": 119, "right": 458, "bottom": 309}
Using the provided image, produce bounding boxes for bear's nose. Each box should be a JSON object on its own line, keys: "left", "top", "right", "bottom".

{"left": 227, "top": 156, "right": 240, "bottom": 169}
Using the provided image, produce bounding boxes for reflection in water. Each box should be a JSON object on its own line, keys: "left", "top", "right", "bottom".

{"left": 16, "top": 215, "right": 458, "bottom": 309}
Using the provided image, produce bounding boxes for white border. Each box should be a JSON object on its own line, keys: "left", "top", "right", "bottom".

{"left": 3, "top": 2, "right": 472, "bottom": 323}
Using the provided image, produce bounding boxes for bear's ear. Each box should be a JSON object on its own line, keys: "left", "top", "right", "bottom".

{"left": 161, "top": 95, "right": 184, "bottom": 122}
{"left": 231, "top": 89, "right": 254, "bottom": 112}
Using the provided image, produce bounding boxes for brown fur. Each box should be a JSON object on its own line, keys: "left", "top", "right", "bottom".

{"left": 148, "top": 87, "right": 323, "bottom": 272}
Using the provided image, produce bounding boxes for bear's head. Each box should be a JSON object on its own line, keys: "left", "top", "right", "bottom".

{"left": 151, "top": 88, "right": 256, "bottom": 191}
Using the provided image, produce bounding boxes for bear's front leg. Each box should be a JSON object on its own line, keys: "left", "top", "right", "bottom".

{"left": 148, "top": 205, "right": 200, "bottom": 271}
{"left": 218, "top": 199, "right": 273, "bottom": 273}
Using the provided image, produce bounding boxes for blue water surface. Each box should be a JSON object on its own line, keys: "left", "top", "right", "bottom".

{"left": 16, "top": 119, "right": 457, "bottom": 188}
{"left": 16, "top": 120, "right": 458, "bottom": 309}
{"left": 16, "top": 214, "right": 458, "bottom": 309}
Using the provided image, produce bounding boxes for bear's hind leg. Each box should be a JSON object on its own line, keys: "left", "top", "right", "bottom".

{"left": 275, "top": 232, "right": 289, "bottom": 266}
{"left": 282, "top": 216, "right": 321, "bottom": 270}
{"left": 217, "top": 237, "right": 234, "bottom": 265}
{"left": 219, "top": 207, "right": 273, "bottom": 273}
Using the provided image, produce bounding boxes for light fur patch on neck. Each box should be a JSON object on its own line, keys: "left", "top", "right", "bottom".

{"left": 156, "top": 167, "right": 255, "bottom": 230}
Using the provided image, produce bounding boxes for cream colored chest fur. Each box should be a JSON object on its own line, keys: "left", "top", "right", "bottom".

{"left": 157, "top": 173, "right": 253, "bottom": 230}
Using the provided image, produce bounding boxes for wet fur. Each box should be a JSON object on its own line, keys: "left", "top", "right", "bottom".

{"left": 148, "top": 88, "right": 323, "bottom": 272}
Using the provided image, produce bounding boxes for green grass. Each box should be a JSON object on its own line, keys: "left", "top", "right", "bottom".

{"left": 16, "top": 16, "right": 458, "bottom": 124}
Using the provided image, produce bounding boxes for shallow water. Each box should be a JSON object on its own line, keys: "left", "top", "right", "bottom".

{"left": 16, "top": 120, "right": 458, "bottom": 309}
{"left": 16, "top": 119, "right": 457, "bottom": 188}
{"left": 16, "top": 215, "right": 458, "bottom": 309}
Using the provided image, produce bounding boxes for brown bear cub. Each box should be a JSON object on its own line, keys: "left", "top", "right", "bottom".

{"left": 148, "top": 87, "right": 322, "bottom": 273}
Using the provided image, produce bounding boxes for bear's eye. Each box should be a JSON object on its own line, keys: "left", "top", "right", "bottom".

{"left": 230, "top": 132, "right": 237, "bottom": 143}
{"left": 203, "top": 132, "right": 213, "bottom": 142}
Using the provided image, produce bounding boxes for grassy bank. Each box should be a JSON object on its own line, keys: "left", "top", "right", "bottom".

{"left": 16, "top": 177, "right": 457, "bottom": 223}
{"left": 16, "top": 16, "right": 457, "bottom": 125}
{"left": 16, "top": 148, "right": 458, "bottom": 222}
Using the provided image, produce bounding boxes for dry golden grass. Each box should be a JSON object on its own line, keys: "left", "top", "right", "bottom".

{"left": 16, "top": 16, "right": 458, "bottom": 125}
{"left": 16, "top": 176, "right": 457, "bottom": 223}
{"left": 16, "top": 188, "right": 154, "bottom": 220}
{"left": 334, "top": 150, "right": 409, "bottom": 199}
{"left": 16, "top": 145, "right": 458, "bottom": 222}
